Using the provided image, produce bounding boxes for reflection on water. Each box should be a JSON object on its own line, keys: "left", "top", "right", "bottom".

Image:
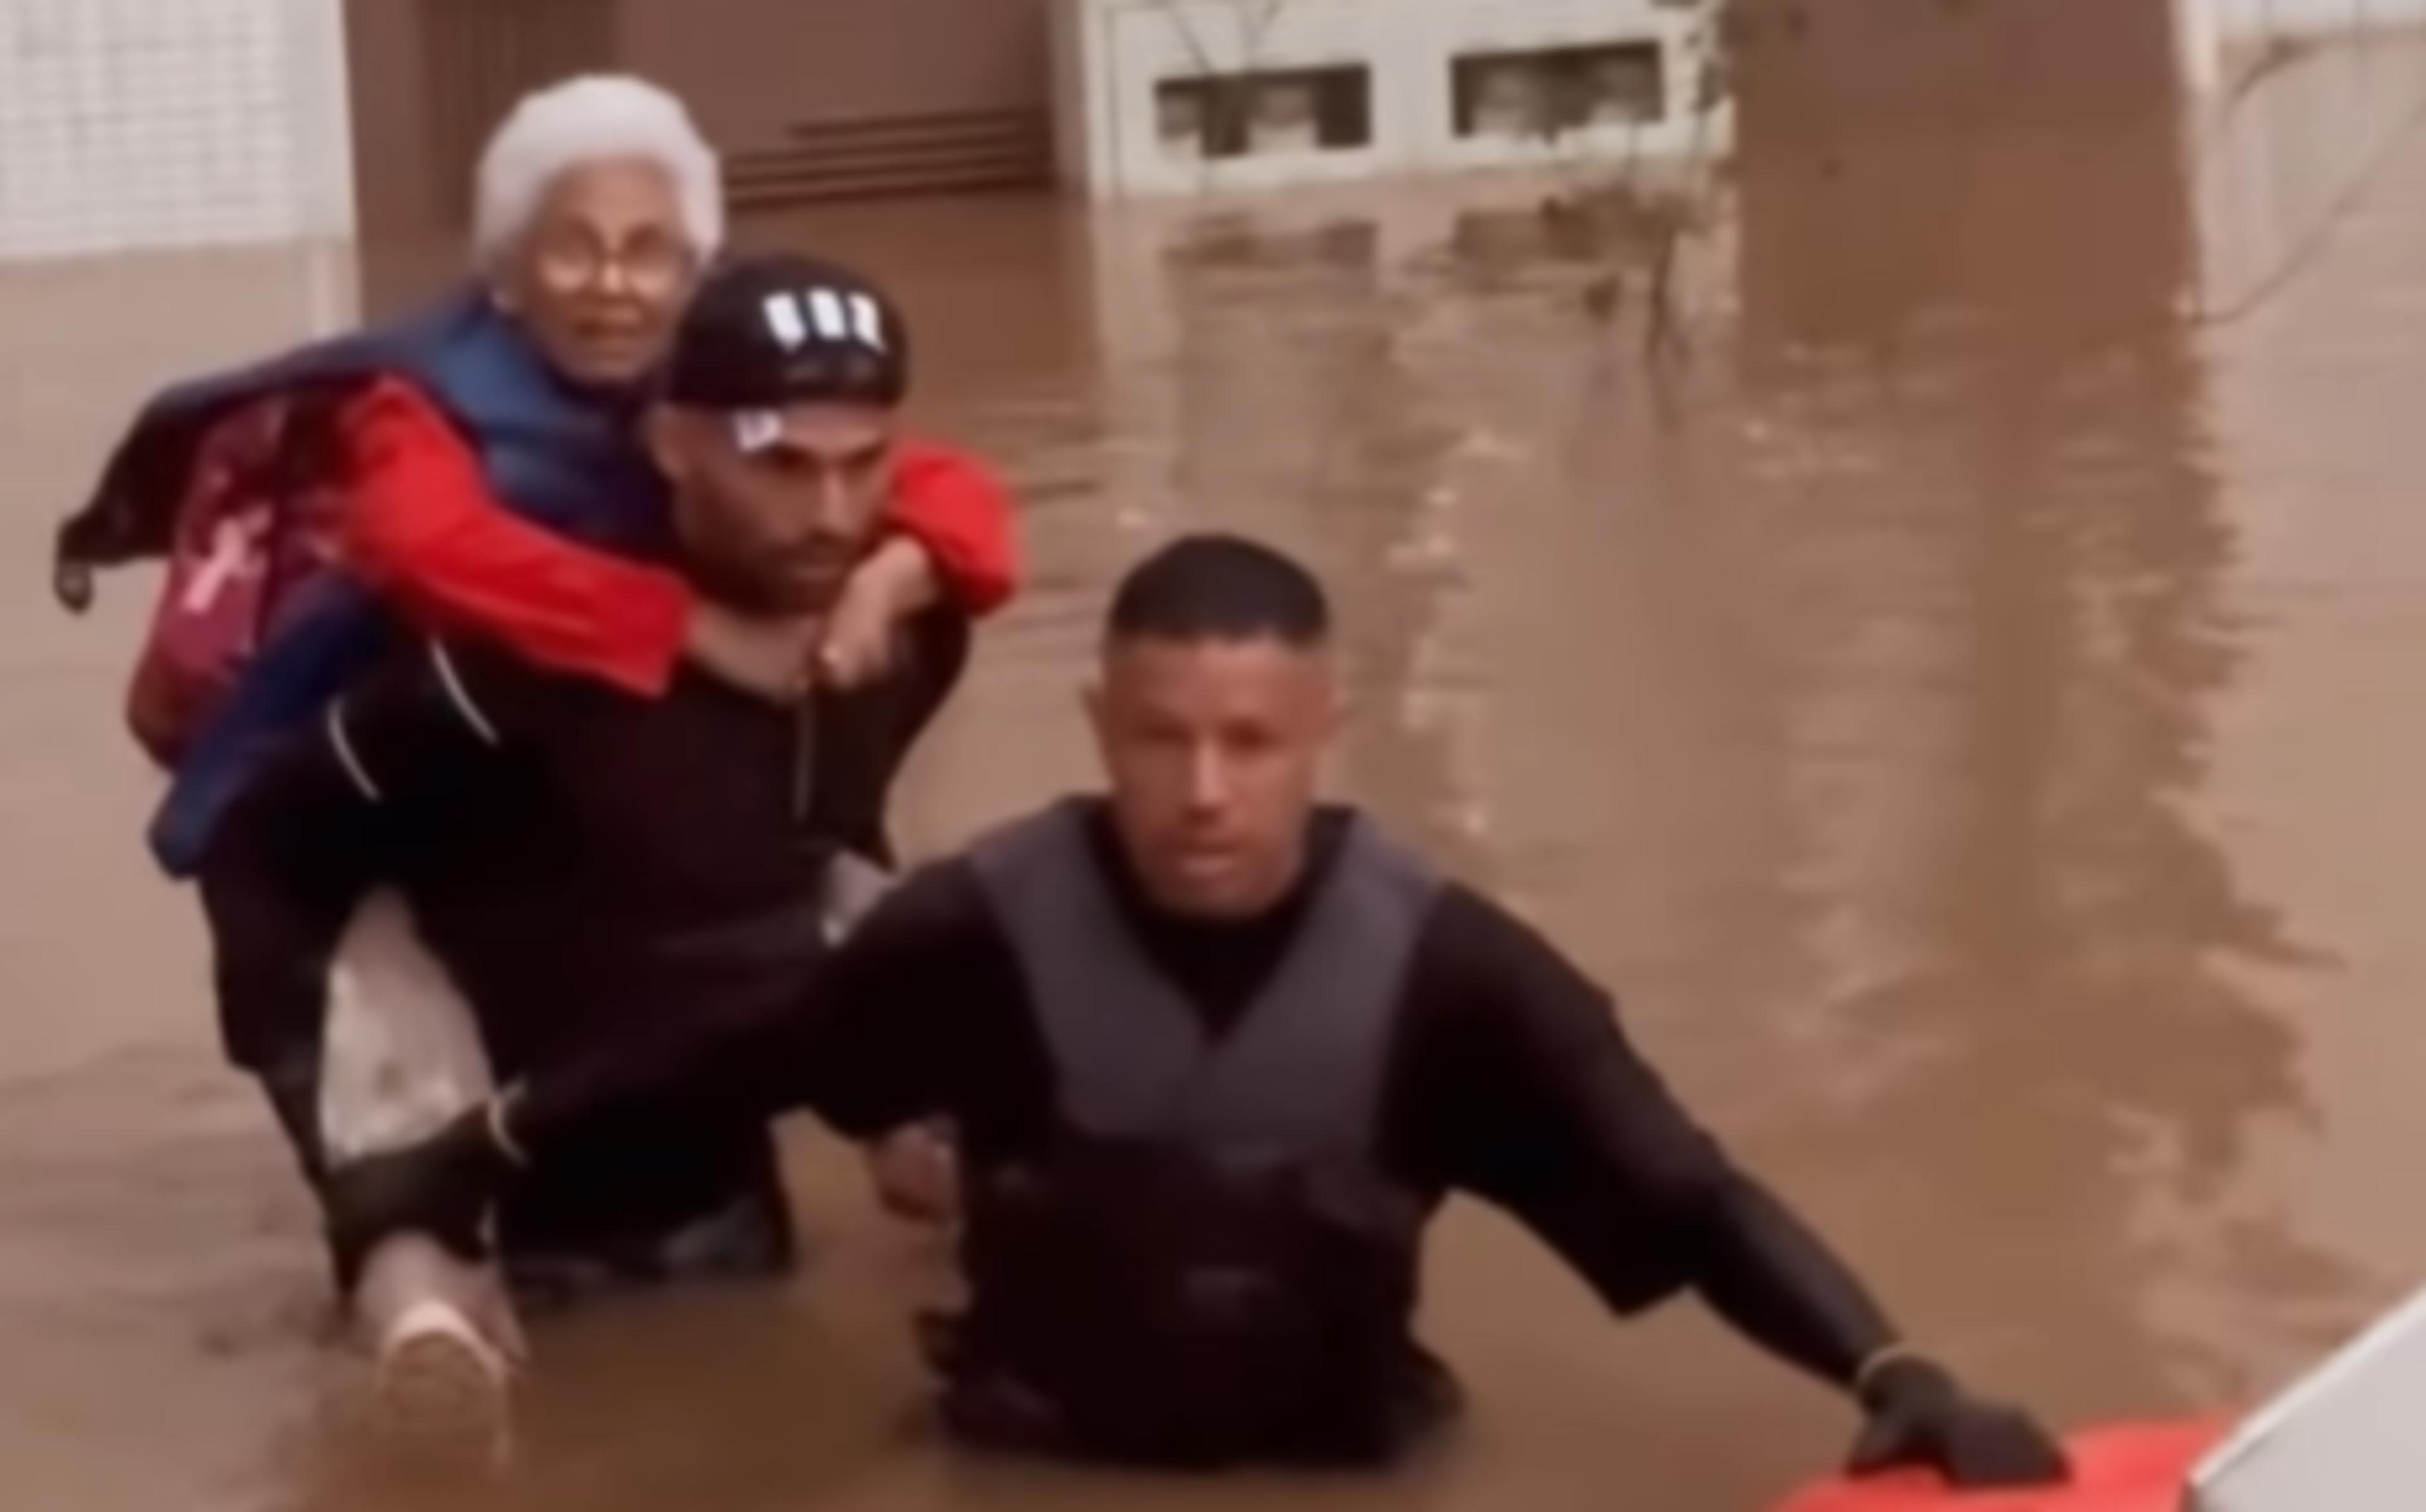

{"left": 16, "top": 15, "right": 2426, "bottom": 1511}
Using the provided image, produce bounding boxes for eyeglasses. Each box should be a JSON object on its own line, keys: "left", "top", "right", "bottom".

{"left": 529, "top": 232, "right": 696, "bottom": 299}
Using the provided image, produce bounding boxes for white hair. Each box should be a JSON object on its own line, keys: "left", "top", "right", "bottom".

{"left": 470, "top": 74, "right": 724, "bottom": 275}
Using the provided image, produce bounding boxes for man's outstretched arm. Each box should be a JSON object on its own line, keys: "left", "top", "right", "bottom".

{"left": 514, "top": 860, "right": 990, "bottom": 1145}
{"left": 317, "top": 861, "right": 1014, "bottom": 1265}
{"left": 1415, "top": 889, "right": 2067, "bottom": 1487}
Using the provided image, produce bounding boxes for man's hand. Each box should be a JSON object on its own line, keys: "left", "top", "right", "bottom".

{"left": 817, "top": 536, "right": 940, "bottom": 692}
{"left": 1849, "top": 1357, "right": 2069, "bottom": 1488}
{"left": 323, "top": 1102, "right": 520, "bottom": 1292}
{"left": 685, "top": 602, "right": 823, "bottom": 704}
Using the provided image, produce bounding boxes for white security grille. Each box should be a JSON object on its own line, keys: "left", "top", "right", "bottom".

{"left": 0, "top": 0, "right": 353, "bottom": 260}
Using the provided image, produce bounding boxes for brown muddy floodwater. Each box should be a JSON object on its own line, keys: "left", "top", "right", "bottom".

{"left": 12, "top": 15, "right": 2426, "bottom": 1512}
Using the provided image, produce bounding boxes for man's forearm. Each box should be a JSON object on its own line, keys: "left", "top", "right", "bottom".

{"left": 505, "top": 973, "right": 824, "bottom": 1155}
{"left": 1687, "top": 1178, "right": 1898, "bottom": 1391}
{"left": 504, "top": 873, "right": 975, "bottom": 1158}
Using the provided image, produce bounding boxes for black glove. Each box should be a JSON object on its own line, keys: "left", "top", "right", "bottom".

{"left": 1849, "top": 1356, "right": 2070, "bottom": 1488}
{"left": 322, "top": 1102, "right": 519, "bottom": 1292}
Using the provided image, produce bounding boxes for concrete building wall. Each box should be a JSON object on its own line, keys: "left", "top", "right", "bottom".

{"left": 15, "top": 0, "right": 2426, "bottom": 267}
{"left": 0, "top": 0, "right": 353, "bottom": 261}
{"left": 2214, "top": 0, "right": 2426, "bottom": 36}
{"left": 2180, "top": 0, "right": 2426, "bottom": 89}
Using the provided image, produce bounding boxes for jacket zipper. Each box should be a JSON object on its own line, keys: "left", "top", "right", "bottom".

{"left": 790, "top": 699, "right": 817, "bottom": 826}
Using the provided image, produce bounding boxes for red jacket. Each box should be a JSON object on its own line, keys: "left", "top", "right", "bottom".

{"left": 339, "top": 378, "right": 1019, "bottom": 697}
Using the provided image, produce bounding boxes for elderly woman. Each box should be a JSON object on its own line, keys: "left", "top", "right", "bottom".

{"left": 57, "top": 75, "right": 1017, "bottom": 876}
{"left": 55, "top": 77, "right": 1000, "bottom": 1448}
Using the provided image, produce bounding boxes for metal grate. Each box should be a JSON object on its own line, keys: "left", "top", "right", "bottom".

{"left": 724, "top": 108, "right": 1054, "bottom": 208}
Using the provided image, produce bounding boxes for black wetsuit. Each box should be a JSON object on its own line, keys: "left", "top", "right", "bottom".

{"left": 512, "top": 800, "right": 1895, "bottom": 1395}
{"left": 202, "top": 609, "right": 967, "bottom": 1280}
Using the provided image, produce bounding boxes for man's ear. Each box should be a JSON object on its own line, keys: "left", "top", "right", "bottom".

{"left": 643, "top": 404, "right": 688, "bottom": 484}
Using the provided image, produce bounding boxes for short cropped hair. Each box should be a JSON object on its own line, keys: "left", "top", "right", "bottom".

{"left": 1106, "top": 534, "right": 1331, "bottom": 647}
{"left": 471, "top": 75, "right": 724, "bottom": 276}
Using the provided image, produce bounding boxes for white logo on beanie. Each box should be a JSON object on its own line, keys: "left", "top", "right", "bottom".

{"left": 731, "top": 409, "right": 785, "bottom": 453}
{"left": 849, "top": 294, "right": 885, "bottom": 350}
{"left": 807, "top": 287, "right": 850, "bottom": 341}
{"left": 759, "top": 287, "right": 886, "bottom": 353}
{"left": 761, "top": 292, "right": 807, "bottom": 349}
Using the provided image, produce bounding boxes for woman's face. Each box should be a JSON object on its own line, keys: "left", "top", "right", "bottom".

{"left": 496, "top": 157, "right": 701, "bottom": 389}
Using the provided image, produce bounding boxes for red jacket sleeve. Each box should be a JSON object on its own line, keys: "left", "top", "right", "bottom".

{"left": 336, "top": 378, "right": 692, "bottom": 697}
{"left": 888, "top": 438, "right": 1021, "bottom": 617}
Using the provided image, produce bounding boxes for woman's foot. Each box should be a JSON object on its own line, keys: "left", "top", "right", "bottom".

{"left": 374, "top": 1299, "right": 512, "bottom": 1468}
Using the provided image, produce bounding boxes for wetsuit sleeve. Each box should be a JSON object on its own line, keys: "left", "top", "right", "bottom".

{"left": 1411, "top": 888, "right": 1897, "bottom": 1389}
{"left": 510, "top": 858, "right": 1014, "bottom": 1151}
{"left": 888, "top": 439, "right": 1021, "bottom": 616}
{"left": 338, "top": 378, "right": 693, "bottom": 696}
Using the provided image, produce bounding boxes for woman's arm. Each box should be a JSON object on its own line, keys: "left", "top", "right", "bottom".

{"left": 338, "top": 378, "right": 694, "bottom": 695}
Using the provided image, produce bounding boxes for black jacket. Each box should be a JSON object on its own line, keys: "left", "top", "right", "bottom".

{"left": 201, "top": 609, "right": 968, "bottom": 1250}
